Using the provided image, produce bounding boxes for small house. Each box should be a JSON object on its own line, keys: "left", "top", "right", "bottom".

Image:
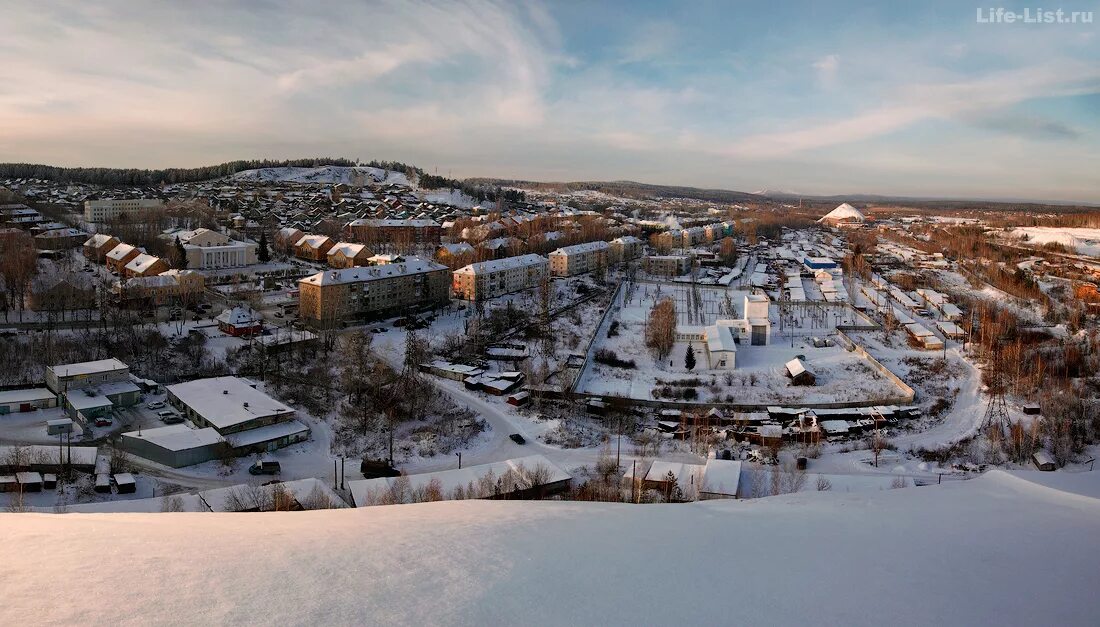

{"left": 785, "top": 358, "right": 816, "bottom": 386}
{"left": 216, "top": 306, "right": 263, "bottom": 337}
{"left": 1032, "top": 450, "right": 1056, "bottom": 471}
{"left": 506, "top": 391, "right": 530, "bottom": 407}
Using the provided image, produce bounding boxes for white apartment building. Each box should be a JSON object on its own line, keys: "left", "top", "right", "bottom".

{"left": 609, "top": 236, "right": 644, "bottom": 262}
{"left": 452, "top": 254, "right": 548, "bottom": 301}
{"left": 548, "top": 241, "right": 610, "bottom": 277}
{"left": 643, "top": 254, "right": 693, "bottom": 277}
{"left": 84, "top": 198, "right": 165, "bottom": 222}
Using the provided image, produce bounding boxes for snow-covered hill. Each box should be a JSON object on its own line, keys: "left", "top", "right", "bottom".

{"left": 229, "top": 165, "right": 410, "bottom": 186}
{"left": 2, "top": 470, "right": 1098, "bottom": 625}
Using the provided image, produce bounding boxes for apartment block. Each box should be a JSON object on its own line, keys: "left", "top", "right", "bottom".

{"left": 298, "top": 257, "right": 450, "bottom": 327}
{"left": 452, "top": 254, "right": 548, "bottom": 301}
{"left": 548, "top": 241, "right": 609, "bottom": 277}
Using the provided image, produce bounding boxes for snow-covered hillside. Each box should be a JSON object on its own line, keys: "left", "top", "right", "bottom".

{"left": 2, "top": 470, "right": 1098, "bottom": 625}
{"left": 1010, "top": 227, "right": 1100, "bottom": 257}
{"left": 229, "top": 165, "right": 410, "bottom": 186}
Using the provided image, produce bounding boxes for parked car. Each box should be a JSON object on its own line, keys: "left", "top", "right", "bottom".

{"left": 509, "top": 433, "right": 526, "bottom": 445}
{"left": 94, "top": 416, "right": 113, "bottom": 427}
{"left": 249, "top": 460, "right": 281, "bottom": 475}
{"left": 146, "top": 401, "right": 165, "bottom": 410}
{"left": 157, "top": 410, "right": 181, "bottom": 423}
{"left": 161, "top": 414, "right": 184, "bottom": 425}
{"left": 274, "top": 311, "right": 284, "bottom": 318}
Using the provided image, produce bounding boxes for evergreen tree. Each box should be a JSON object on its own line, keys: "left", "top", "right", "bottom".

{"left": 685, "top": 342, "right": 696, "bottom": 371}
{"left": 258, "top": 231, "right": 270, "bottom": 263}
{"left": 174, "top": 236, "right": 188, "bottom": 269}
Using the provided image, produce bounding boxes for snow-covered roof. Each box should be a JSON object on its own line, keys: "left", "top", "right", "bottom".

{"left": 122, "top": 424, "right": 226, "bottom": 451}
{"left": 224, "top": 419, "right": 309, "bottom": 449}
{"left": 167, "top": 377, "right": 293, "bottom": 430}
{"left": 786, "top": 358, "right": 811, "bottom": 377}
{"left": 438, "top": 242, "right": 474, "bottom": 255}
{"left": 295, "top": 234, "right": 332, "bottom": 249}
{"left": 702, "top": 459, "right": 742, "bottom": 496}
{"left": 818, "top": 203, "right": 866, "bottom": 223}
{"left": 327, "top": 242, "right": 367, "bottom": 257}
{"left": 549, "top": 241, "right": 610, "bottom": 256}
{"left": 0, "top": 387, "right": 55, "bottom": 405}
{"left": 83, "top": 233, "right": 117, "bottom": 248}
{"left": 106, "top": 243, "right": 137, "bottom": 260}
{"left": 453, "top": 254, "right": 547, "bottom": 276}
{"left": 348, "top": 454, "right": 570, "bottom": 507}
{"left": 300, "top": 257, "right": 446, "bottom": 286}
{"left": 124, "top": 253, "right": 162, "bottom": 273}
{"left": 704, "top": 324, "right": 738, "bottom": 354}
{"left": 216, "top": 306, "right": 262, "bottom": 327}
{"left": 50, "top": 358, "right": 129, "bottom": 379}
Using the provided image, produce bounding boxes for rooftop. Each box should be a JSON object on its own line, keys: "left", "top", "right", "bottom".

{"left": 123, "top": 424, "right": 226, "bottom": 451}
{"left": 300, "top": 257, "right": 446, "bottom": 286}
{"left": 167, "top": 377, "right": 293, "bottom": 431}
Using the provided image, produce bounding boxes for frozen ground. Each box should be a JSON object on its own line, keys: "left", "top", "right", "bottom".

{"left": 2, "top": 470, "right": 1098, "bottom": 625}
{"left": 576, "top": 282, "right": 900, "bottom": 404}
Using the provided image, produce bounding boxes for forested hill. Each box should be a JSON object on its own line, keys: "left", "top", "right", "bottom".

{"left": 0, "top": 158, "right": 422, "bottom": 186}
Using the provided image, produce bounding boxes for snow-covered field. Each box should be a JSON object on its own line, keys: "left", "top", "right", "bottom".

{"left": 3, "top": 470, "right": 1098, "bottom": 625}
{"left": 1010, "top": 227, "right": 1100, "bottom": 257}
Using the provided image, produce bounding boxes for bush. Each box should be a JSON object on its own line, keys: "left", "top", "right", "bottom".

{"left": 595, "top": 348, "right": 636, "bottom": 369}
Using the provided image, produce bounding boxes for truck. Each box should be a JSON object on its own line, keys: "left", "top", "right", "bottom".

{"left": 248, "top": 460, "right": 281, "bottom": 476}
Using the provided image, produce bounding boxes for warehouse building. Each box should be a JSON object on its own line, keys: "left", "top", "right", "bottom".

{"left": 120, "top": 424, "right": 227, "bottom": 468}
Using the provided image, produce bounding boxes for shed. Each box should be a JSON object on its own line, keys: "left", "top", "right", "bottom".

{"left": 1032, "top": 450, "right": 1056, "bottom": 471}
{"left": 506, "top": 391, "right": 530, "bottom": 407}
{"left": 785, "top": 358, "right": 816, "bottom": 386}
{"left": 46, "top": 418, "right": 74, "bottom": 436}
{"left": 114, "top": 473, "right": 137, "bottom": 494}
{"left": 42, "top": 473, "right": 57, "bottom": 490}
{"left": 16, "top": 471, "right": 43, "bottom": 492}
{"left": 94, "top": 473, "right": 111, "bottom": 493}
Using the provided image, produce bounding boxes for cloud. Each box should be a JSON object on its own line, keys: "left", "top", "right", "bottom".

{"left": 814, "top": 53, "right": 836, "bottom": 75}
{"left": 970, "top": 113, "right": 1082, "bottom": 140}
{"left": 715, "top": 61, "right": 1100, "bottom": 158}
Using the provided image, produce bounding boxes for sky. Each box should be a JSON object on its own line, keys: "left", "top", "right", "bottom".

{"left": 1, "top": 1, "right": 1097, "bottom": 202}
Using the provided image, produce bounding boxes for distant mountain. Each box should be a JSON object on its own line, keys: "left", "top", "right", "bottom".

{"left": 469, "top": 178, "right": 762, "bottom": 203}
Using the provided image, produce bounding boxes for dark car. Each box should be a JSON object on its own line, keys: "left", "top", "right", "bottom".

{"left": 509, "top": 433, "right": 526, "bottom": 445}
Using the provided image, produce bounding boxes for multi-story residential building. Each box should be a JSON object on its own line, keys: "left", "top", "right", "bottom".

{"left": 681, "top": 226, "right": 707, "bottom": 248}
{"left": 105, "top": 243, "right": 141, "bottom": 273}
{"left": 548, "top": 241, "right": 610, "bottom": 277}
{"left": 327, "top": 242, "right": 371, "bottom": 268}
{"left": 84, "top": 198, "right": 165, "bottom": 222}
{"left": 451, "top": 254, "right": 548, "bottom": 301}
{"left": 344, "top": 218, "right": 441, "bottom": 251}
{"left": 294, "top": 234, "right": 335, "bottom": 261}
{"left": 83, "top": 234, "right": 121, "bottom": 262}
{"left": 175, "top": 228, "right": 258, "bottom": 269}
{"left": 609, "top": 236, "right": 644, "bottom": 262}
{"left": 115, "top": 269, "right": 204, "bottom": 305}
{"left": 298, "top": 257, "right": 450, "bottom": 327}
{"left": 643, "top": 254, "right": 693, "bottom": 277}
{"left": 123, "top": 253, "right": 169, "bottom": 278}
